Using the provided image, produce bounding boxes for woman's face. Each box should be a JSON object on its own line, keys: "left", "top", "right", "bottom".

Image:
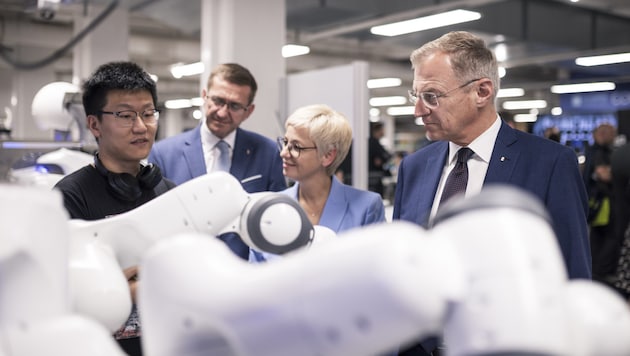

{"left": 279, "top": 125, "right": 324, "bottom": 181}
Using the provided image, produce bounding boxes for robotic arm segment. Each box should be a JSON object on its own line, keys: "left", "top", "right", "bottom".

{"left": 67, "top": 172, "right": 315, "bottom": 332}
{"left": 0, "top": 184, "right": 124, "bottom": 355}
{"left": 69, "top": 172, "right": 250, "bottom": 270}
{"left": 139, "top": 222, "right": 465, "bottom": 356}
{"left": 238, "top": 192, "right": 313, "bottom": 255}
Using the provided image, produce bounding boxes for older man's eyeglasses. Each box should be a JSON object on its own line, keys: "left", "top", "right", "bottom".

{"left": 408, "top": 78, "right": 482, "bottom": 109}
{"left": 277, "top": 137, "right": 317, "bottom": 158}
{"left": 208, "top": 96, "right": 249, "bottom": 113}
{"left": 99, "top": 109, "right": 160, "bottom": 127}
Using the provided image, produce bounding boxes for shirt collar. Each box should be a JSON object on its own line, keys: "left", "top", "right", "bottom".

{"left": 447, "top": 115, "right": 501, "bottom": 164}
{"left": 201, "top": 123, "right": 237, "bottom": 149}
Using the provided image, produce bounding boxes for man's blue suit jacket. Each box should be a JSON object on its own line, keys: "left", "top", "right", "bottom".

{"left": 148, "top": 125, "right": 286, "bottom": 193}
{"left": 393, "top": 121, "right": 591, "bottom": 279}
{"left": 148, "top": 125, "right": 286, "bottom": 259}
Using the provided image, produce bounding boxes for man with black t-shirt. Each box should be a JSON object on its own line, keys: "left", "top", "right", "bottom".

{"left": 54, "top": 61, "right": 175, "bottom": 356}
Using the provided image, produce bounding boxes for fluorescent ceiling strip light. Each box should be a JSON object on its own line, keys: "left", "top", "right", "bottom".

{"left": 497, "top": 88, "right": 524, "bottom": 98}
{"left": 164, "top": 99, "right": 192, "bottom": 109}
{"left": 575, "top": 53, "right": 630, "bottom": 66}
{"left": 386, "top": 106, "right": 415, "bottom": 116}
{"left": 514, "top": 114, "right": 537, "bottom": 122}
{"left": 550, "top": 82, "right": 615, "bottom": 94}
{"left": 170, "top": 62, "right": 204, "bottom": 78}
{"left": 369, "top": 96, "right": 407, "bottom": 107}
{"left": 367, "top": 77, "right": 402, "bottom": 89}
{"left": 282, "top": 44, "right": 310, "bottom": 58}
{"left": 502, "top": 100, "right": 547, "bottom": 110}
{"left": 370, "top": 9, "right": 482, "bottom": 37}
{"left": 190, "top": 97, "right": 204, "bottom": 106}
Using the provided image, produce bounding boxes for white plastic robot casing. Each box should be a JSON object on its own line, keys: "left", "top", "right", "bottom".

{"left": 138, "top": 185, "right": 630, "bottom": 356}
{"left": 0, "top": 184, "right": 125, "bottom": 356}
{"left": 68, "top": 171, "right": 314, "bottom": 332}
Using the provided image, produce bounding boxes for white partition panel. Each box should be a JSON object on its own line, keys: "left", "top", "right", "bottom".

{"left": 281, "top": 61, "right": 369, "bottom": 189}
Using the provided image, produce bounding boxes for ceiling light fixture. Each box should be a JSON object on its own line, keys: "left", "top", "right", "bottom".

{"left": 497, "top": 88, "right": 525, "bottom": 98}
{"left": 502, "top": 100, "right": 547, "bottom": 110}
{"left": 369, "top": 96, "right": 407, "bottom": 107}
{"left": 514, "top": 114, "right": 537, "bottom": 122}
{"left": 170, "top": 62, "right": 204, "bottom": 78}
{"left": 386, "top": 106, "right": 415, "bottom": 116}
{"left": 550, "top": 82, "right": 615, "bottom": 94}
{"left": 370, "top": 9, "right": 482, "bottom": 37}
{"left": 164, "top": 99, "right": 192, "bottom": 109}
{"left": 575, "top": 53, "right": 630, "bottom": 66}
{"left": 367, "top": 77, "right": 402, "bottom": 89}
{"left": 551, "top": 107, "right": 563, "bottom": 116}
{"left": 282, "top": 44, "right": 310, "bottom": 58}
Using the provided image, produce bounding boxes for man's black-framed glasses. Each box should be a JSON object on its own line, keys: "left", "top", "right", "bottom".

{"left": 408, "top": 78, "right": 483, "bottom": 109}
{"left": 99, "top": 109, "right": 160, "bottom": 127}
{"left": 277, "top": 137, "right": 317, "bottom": 158}
{"left": 207, "top": 96, "right": 249, "bottom": 113}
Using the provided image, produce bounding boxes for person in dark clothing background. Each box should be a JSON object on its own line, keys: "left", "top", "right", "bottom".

{"left": 583, "top": 123, "right": 617, "bottom": 284}
{"left": 368, "top": 121, "right": 392, "bottom": 197}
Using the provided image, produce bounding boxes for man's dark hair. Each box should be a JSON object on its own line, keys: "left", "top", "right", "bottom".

{"left": 207, "top": 63, "right": 258, "bottom": 104}
{"left": 82, "top": 61, "right": 157, "bottom": 118}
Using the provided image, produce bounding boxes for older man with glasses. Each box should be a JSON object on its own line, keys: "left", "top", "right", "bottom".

{"left": 148, "top": 63, "right": 286, "bottom": 259}
{"left": 393, "top": 30, "right": 591, "bottom": 356}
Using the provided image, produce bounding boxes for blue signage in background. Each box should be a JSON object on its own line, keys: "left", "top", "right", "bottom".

{"left": 559, "top": 90, "right": 630, "bottom": 113}
{"left": 533, "top": 113, "right": 617, "bottom": 154}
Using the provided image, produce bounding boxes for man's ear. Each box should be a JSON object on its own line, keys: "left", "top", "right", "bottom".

{"left": 87, "top": 115, "right": 101, "bottom": 139}
{"left": 242, "top": 104, "right": 256, "bottom": 122}
{"left": 476, "top": 79, "right": 494, "bottom": 106}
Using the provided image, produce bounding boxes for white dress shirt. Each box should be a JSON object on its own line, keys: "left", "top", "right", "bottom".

{"left": 429, "top": 116, "right": 502, "bottom": 222}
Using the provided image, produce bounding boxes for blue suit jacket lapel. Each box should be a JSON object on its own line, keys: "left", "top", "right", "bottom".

{"left": 230, "top": 128, "right": 250, "bottom": 180}
{"left": 415, "top": 142, "right": 447, "bottom": 226}
{"left": 485, "top": 122, "right": 520, "bottom": 184}
{"left": 320, "top": 177, "right": 347, "bottom": 232}
{"left": 183, "top": 126, "right": 207, "bottom": 179}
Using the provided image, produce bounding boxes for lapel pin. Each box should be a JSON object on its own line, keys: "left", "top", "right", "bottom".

{"left": 500, "top": 156, "right": 506, "bottom": 162}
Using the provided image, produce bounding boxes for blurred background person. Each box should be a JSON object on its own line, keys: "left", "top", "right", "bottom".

{"left": 583, "top": 123, "right": 617, "bottom": 284}
{"left": 612, "top": 141, "right": 630, "bottom": 299}
{"left": 368, "top": 121, "right": 392, "bottom": 197}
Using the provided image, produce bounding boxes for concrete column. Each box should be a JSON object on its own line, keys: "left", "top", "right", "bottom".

{"left": 200, "top": 0, "right": 286, "bottom": 140}
{"left": 73, "top": 5, "right": 129, "bottom": 85}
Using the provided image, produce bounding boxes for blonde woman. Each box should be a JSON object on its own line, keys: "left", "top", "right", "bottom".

{"left": 251, "top": 104, "right": 385, "bottom": 262}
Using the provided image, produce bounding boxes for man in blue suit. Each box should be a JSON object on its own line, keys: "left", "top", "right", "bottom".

{"left": 393, "top": 31, "right": 591, "bottom": 355}
{"left": 149, "top": 63, "right": 286, "bottom": 259}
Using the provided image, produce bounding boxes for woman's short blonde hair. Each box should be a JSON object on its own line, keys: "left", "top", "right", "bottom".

{"left": 285, "top": 104, "right": 352, "bottom": 176}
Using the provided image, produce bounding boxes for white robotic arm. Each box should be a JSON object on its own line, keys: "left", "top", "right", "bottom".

{"left": 67, "top": 171, "right": 314, "bottom": 332}
{"left": 137, "top": 185, "right": 630, "bottom": 356}
{"left": 0, "top": 185, "right": 124, "bottom": 356}
{"left": 139, "top": 223, "right": 464, "bottom": 356}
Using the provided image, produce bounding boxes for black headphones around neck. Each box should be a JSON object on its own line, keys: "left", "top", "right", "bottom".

{"left": 93, "top": 153, "right": 163, "bottom": 202}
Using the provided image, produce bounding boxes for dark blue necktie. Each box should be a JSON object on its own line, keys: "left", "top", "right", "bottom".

{"left": 440, "top": 147, "right": 474, "bottom": 205}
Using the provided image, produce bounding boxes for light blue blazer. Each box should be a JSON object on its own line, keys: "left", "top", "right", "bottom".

{"left": 148, "top": 125, "right": 286, "bottom": 193}
{"left": 250, "top": 176, "right": 386, "bottom": 262}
